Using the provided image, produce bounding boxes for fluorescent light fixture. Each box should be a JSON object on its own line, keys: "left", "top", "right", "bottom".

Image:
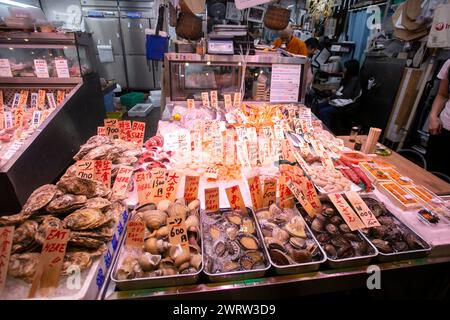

{"left": 0, "top": 0, "right": 38, "bottom": 8}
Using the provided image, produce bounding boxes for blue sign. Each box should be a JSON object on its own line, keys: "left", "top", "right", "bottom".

{"left": 87, "top": 10, "right": 104, "bottom": 18}
{"left": 118, "top": 221, "right": 124, "bottom": 236}
{"left": 104, "top": 249, "right": 112, "bottom": 269}
{"left": 112, "top": 234, "right": 118, "bottom": 251}
{"left": 96, "top": 268, "right": 105, "bottom": 288}
{"left": 126, "top": 11, "right": 142, "bottom": 19}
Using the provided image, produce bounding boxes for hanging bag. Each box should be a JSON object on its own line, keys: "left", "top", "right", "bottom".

{"left": 427, "top": 4, "right": 450, "bottom": 48}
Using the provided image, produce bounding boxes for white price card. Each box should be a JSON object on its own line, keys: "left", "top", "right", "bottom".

{"left": 270, "top": 64, "right": 302, "bottom": 103}
{"left": 235, "top": 0, "right": 270, "bottom": 10}
{"left": 34, "top": 59, "right": 49, "bottom": 78}
{"left": 55, "top": 59, "right": 70, "bottom": 78}
{"left": 0, "top": 59, "right": 12, "bottom": 77}
{"left": 4, "top": 111, "right": 13, "bottom": 129}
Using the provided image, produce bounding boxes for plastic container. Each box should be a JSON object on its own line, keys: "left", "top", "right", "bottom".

{"left": 120, "top": 92, "right": 145, "bottom": 110}
{"left": 103, "top": 91, "right": 115, "bottom": 112}
{"left": 127, "top": 103, "right": 153, "bottom": 117}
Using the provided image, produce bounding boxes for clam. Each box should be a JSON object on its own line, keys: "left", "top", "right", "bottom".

{"left": 238, "top": 233, "right": 259, "bottom": 250}
{"left": 175, "top": 198, "right": 186, "bottom": 206}
{"left": 285, "top": 216, "right": 306, "bottom": 238}
{"left": 63, "top": 208, "right": 110, "bottom": 231}
{"left": 311, "top": 217, "right": 324, "bottom": 233}
{"left": 324, "top": 244, "right": 337, "bottom": 259}
{"left": 325, "top": 224, "right": 339, "bottom": 235}
{"left": 138, "top": 253, "right": 161, "bottom": 271}
{"left": 337, "top": 245, "right": 354, "bottom": 259}
{"left": 213, "top": 240, "right": 226, "bottom": 257}
{"left": 190, "top": 254, "right": 202, "bottom": 270}
{"left": 378, "top": 216, "right": 395, "bottom": 226}
{"left": 339, "top": 224, "right": 351, "bottom": 234}
{"left": 256, "top": 210, "right": 271, "bottom": 220}
{"left": 269, "top": 249, "right": 291, "bottom": 266}
{"left": 8, "top": 253, "right": 40, "bottom": 283}
{"left": 46, "top": 194, "right": 87, "bottom": 214}
{"left": 331, "top": 236, "right": 350, "bottom": 248}
{"left": 369, "top": 225, "right": 389, "bottom": 239}
{"left": 289, "top": 237, "right": 307, "bottom": 249}
{"left": 272, "top": 226, "right": 289, "bottom": 243}
{"left": 355, "top": 241, "right": 369, "bottom": 256}
{"left": 269, "top": 204, "right": 283, "bottom": 217}
{"left": 156, "top": 199, "right": 171, "bottom": 212}
{"left": 242, "top": 218, "right": 255, "bottom": 234}
{"left": 330, "top": 216, "right": 344, "bottom": 225}
{"left": 227, "top": 212, "right": 242, "bottom": 225}
{"left": 21, "top": 184, "right": 59, "bottom": 217}
{"left": 371, "top": 203, "right": 387, "bottom": 217}
{"left": 405, "top": 233, "right": 424, "bottom": 250}
{"left": 372, "top": 239, "right": 393, "bottom": 253}
{"left": 393, "top": 241, "right": 408, "bottom": 252}
{"left": 291, "top": 249, "right": 312, "bottom": 263}
{"left": 322, "top": 206, "right": 335, "bottom": 217}
{"left": 343, "top": 233, "right": 360, "bottom": 242}
{"left": 12, "top": 220, "right": 38, "bottom": 253}
{"left": 316, "top": 233, "right": 331, "bottom": 244}
{"left": 181, "top": 267, "right": 197, "bottom": 275}
{"left": 264, "top": 237, "right": 285, "bottom": 252}
{"left": 167, "top": 202, "right": 189, "bottom": 218}
{"left": 35, "top": 216, "right": 64, "bottom": 244}
{"left": 142, "top": 210, "right": 167, "bottom": 230}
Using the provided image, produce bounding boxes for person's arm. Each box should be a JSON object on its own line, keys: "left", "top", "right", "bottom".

{"left": 429, "top": 77, "right": 449, "bottom": 135}
{"left": 273, "top": 38, "right": 281, "bottom": 48}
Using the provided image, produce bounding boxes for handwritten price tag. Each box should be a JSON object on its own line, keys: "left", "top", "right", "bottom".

{"left": 328, "top": 193, "right": 365, "bottom": 231}
{"left": 18, "top": 90, "right": 28, "bottom": 108}
{"left": 29, "top": 229, "right": 70, "bottom": 298}
{"left": 233, "top": 92, "right": 241, "bottom": 108}
{"left": 119, "top": 120, "right": 132, "bottom": 141}
{"left": 201, "top": 92, "right": 210, "bottom": 108}
{"left": 56, "top": 90, "right": 65, "bottom": 105}
{"left": 164, "top": 170, "right": 181, "bottom": 201}
{"left": 131, "top": 121, "right": 146, "bottom": 145}
{"left": 34, "top": 59, "right": 49, "bottom": 78}
{"left": 125, "top": 220, "right": 145, "bottom": 248}
{"left": 46, "top": 93, "right": 57, "bottom": 109}
{"left": 135, "top": 171, "right": 152, "bottom": 206}
{"left": 184, "top": 176, "right": 200, "bottom": 203}
{"left": 167, "top": 215, "right": 189, "bottom": 254}
{"left": 37, "top": 90, "right": 46, "bottom": 109}
{"left": 279, "top": 175, "right": 294, "bottom": 209}
{"left": 0, "top": 226, "right": 14, "bottom": 294}
{"left": 224, "top": 94, "right": 232, "bottom": 110}
{"left": 344, "top": 192, "right": 380, "bottom": 228}
{"left": 225, "top": 185, "right": 246, "bottom": 211}
{"left": 149, "top": 168, "right": 166, "bottom": 204}
{"left": 94, "top": 159, "right": 112, "bottom": 188}
{"left": 14, "top": 107, "right": 24, "bottom": 129}
{"left": 112, "top": 165, "right": 134, "bottom": 198}
{"left": 210, "top": 90, "right": 218, "bottom": 109}
{"left": 286, "top": 180, "right": 317, "bottom": 218}
{"left": 187, "top": 99, "right": 195, "bottom": 109}
{"left": 205, "top": 166, "right": 219, "bottom": 180}
{"left": 262, "top": 178, "right": 277, "bottom": 208}
{"left": 205, "top": 187, "right": 219, "bottom": 213}
{"left": 247, "top": 176, "right": 263, "bottom": 210}
{"left": 105, "top": 119, "right": 120, "bottom": 140}
{"left": 97, "top": 126, "right": 107, "bottom": 136}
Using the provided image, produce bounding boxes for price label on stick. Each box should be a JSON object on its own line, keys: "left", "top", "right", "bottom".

{"left": 37, "top": 90, "right": 46, "bottom": 109}
{"left": 262, "top": 178, "right": 277, "bottom": 208}
{"left": 119, "top": 120, "right": 132, "bottom": 141}
{"left": 224, "top": 94, "right": 232, "bottom": 110}
{"left": 247, "top": 176, "right": 263, "bottom": 210}
{"left": 104, "top": 119, "right": 120, "bottom": 140}
{"left": 131, "top": 121, "right": 146, "bottom": 144}
{"left": 18, "top": 90, "right": 28, "bottom": 108}
{"left": 225, "top": 185, "right": 246, "bottom": 211}
{"left": 97, "top": 126, "right": 106, "bottom": 136}
{"left": 46, "top": 93, "right": 57, "bottom": 109}
{"left": 112, "top": 165, "right": 134, "bottom": 198}
{"left": 30, "top": 92, "right": 38, "bottom": 109}
{"left": 344, "top": 191, "right": 381, "bottom": 228}
{"left": 29, "top": 229, "right": 70, "bottom": 298}
{"left": 201, "top": 92, "right": 210, "bottom": 108}
{"left": 0, "top": 226, "right": 14, "bottom": 294}
{"left": 184, "top": 176, "right": 200, "bottom": 203}
{"left": 233, "top": 92, "right": 241, "bottom": 108}
{"left": 205, "top": 187, "right": 219, "bottom": 213}
{"left": 136, "top": 170, "right": 152, "bottom": 206}
{"left": 125, "top": 220, "right": 145, "bottom": 248}
{"left": 187, "top": 99, "right": 195, "bottom": 109}
{"left": 279, "top": 175, "right": 295, "bottom": 209}
{"left": 328, "top": 193, "right": 365, "bottom": 231}
{"left": 56, "top": 90, "right": 65, "bottom": 105}
{"left": 286, "top": 180, "right": 317, "bottom": 218}
{"left": 163, "top": 170, "right": 181, "bottom": 201}
{"left": 11, "top": 93, "right": 20, "bottom": 109}
{"left": 167, "top": 216, "right": 189, "bottom": 254}
{"left": 149, "top": 168, "right": 166, "bottom": 204}
{"left": 210, "top": 90, "right": 218, "bottom": 109}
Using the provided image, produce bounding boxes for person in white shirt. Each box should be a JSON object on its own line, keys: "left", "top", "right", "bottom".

{"left": 427, "top": 59, "right": 450, "bottom": 176}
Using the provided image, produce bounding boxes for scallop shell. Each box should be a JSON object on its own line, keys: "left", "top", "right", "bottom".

{"left": 142, "top": 210, "right": 167, "bottom": 230}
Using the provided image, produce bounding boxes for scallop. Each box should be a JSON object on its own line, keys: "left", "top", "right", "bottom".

{"left": 142, "top": 210, "right": 167, "bottom": 230}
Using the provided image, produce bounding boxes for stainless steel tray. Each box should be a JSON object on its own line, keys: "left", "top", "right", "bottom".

{"left": 360, "top": 195, "right": 432, "bottom": 262}
{"left": 254, "top": 207, "right": 326, "bottom": 275}
{"left": 295, "top": 197, "right": 379, "bottom": 269}
{"left": 111, "top": 211, "right": 204, "bottom": 291}
{"left": 201, "top": 207, "right": 270, "bottom": 283}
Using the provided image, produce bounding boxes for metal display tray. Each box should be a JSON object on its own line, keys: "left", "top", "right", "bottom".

{"left": 110, "top": 217, "right": 204, "bottom": 291}
{"left": 254, "top": 207, "right": 327, "bottom": 275}
{"left": 360, "top": 195, "right": 432, "bottom": 262}
{"left": 201, "top": 208, "right": 271, "bottom": 283}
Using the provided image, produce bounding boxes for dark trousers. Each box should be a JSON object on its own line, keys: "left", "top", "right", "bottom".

{"left": 316, "top": 102, "right": 339, "bottom": 131}
{"left": 427, "top": 128, "right": 450, "bottom": 177}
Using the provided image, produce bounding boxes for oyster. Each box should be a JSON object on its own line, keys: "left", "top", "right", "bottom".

{"left": 8, "top": 253, "right": 40, "bottom": 283}
{"left": 35, "top": 216, "right": 64, "bottom": 244}
{"left": 238, "top": 233, "right": 259, "bottom": 250}
{"left": 63, "top": 208, "right": 110, "bottom": 231}
{"left": 104, "top": 202, "right": 125, "bottom": 225}
{"left": 46, "top": 194, "right": 87, "bottom": 214}
{"left": 61, "top": 251, "right": 93, "bottom": 275}
{"left": 73, "top": 135, "right": 111, "bottom": 160}
{"left": 324, "top": 244, "right": 337, "bottom": 258}
{"left": 83, "top": 197, "right": 111, "bottom": 211}
{"left": 0, "top": 213, "right": 27, "bottom": 227}
{"left": 69, "top": 223, "right": 115, "bottom": 242}
{"left": 83, "top": 144, "right": 114, "bottom": 160}
{"left": 22, "top": 184, "right": 59, "bottom": 217}
{"left": 57, "top": 177, "right": 110, "bottom": 199}
{"left": 12, "top": 221, "right": 39, "bottom": 253}
{"left": 69, "top": 236, "right": 105, "bottom": 249}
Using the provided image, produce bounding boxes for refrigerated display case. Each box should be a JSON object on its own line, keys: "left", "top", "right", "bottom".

{"left": 0, "top": 32, "right": 104, "bottom": 214}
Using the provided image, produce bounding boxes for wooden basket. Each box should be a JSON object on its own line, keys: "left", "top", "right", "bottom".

{"left": 263, "top": 6, "right": 290, "bottom": 30}
{"left": 176, "top": 12, "right": 203, "bottom": 40}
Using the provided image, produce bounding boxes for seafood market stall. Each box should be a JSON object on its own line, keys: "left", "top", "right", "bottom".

{"left": 0, "top": 32, "right": 104, "bottom": 213}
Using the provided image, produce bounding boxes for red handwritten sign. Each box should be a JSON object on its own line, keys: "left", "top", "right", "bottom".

{"left": 94, "top": 159, "right": 112, "bottom": 188}
{"left": 164, "top": 170, "right": 181, "bottom": 201}
{"left": 279, "top": 175, "right": 294, "bottom": 209}
{"left": 14, "top": 107, "right": 24, "bottom": 129}
{"left": 56, "top": 90, "right": 65, "bottom": 105}
{"left": 328, "top": 193, "right": 365, "bottom": 231}
{"left": 125, "top": 220, "right": 145, "bottom": 248}
{"left": 247, "top": 176, "right": 263, "bottom": 210}
{"left": 149, "top": 168, "right": 166, "bottom": 204}
{"left": 135, "top": 170, "right": 152, "bottom": 206}
{"left": 0, "top": 226, "right": 14, "bottom": 294}
{"left": 131, "top": 121, "right": 146, "bottom": 145}
{"left": 18, "top": 90, "right": 28, "bottom": 108}
{"left": 119, "top": 120, "right": 132, "bottom": 141}
{"left": 184, "top": 176, "right": 200, "bottom": 203}
{"left": 225, "top": 185, "right": 246, "bottom": 211}
{"left": 29, "top": 228, "right": 69, "bottom": 298}
{"left": 205, "top": 187, "right": 219, "bottom": 213}
{"left": 112, "top": 165, "right": 134, "bottom": 198}
{"left": 37, "top": 89, "right": 46, "bottom": 110}
{"left": 97, "top": 126, "right": 107, "bottom": 136}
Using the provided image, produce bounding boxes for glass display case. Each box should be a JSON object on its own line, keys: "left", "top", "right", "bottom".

{"left": 164, "top": 53, "right": 309, "bottom": 104}
{"left": 0, "top": 32, "right": 96, "bottom": 84}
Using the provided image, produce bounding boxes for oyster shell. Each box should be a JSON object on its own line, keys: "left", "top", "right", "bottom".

{"left": 12, "top": 221, "right": 39, "bottom": 253}
{"left": 69, "top": 236, "right": 105, "bottom": 249}
{"left": 63, "top": 208, "right": 110, "bottom": 231}
{"left": 0, "top": 213, "right": 27, "bottom": 227}
{"left": 35, "top": 216, "right": 64, "bottom": 244}
{"left": 83, "top": 144, "right": 114, "bottom": 160}
{"left": 61, "top": 251, "right": 93, "bottom": 275}
{"left": 69, "top": 223, "right": 115, "bottom": 242}
{"left": 57, "top": 177, "right": 110, "bottom": 199}
{"left": 8, "top": 253, "right": 40, "bottom": 283}
{"left": 83, "top": 197, "right": 111, "bottom": 211}
{"left": 22, "top": 184, "right": 59, "bottom": 217}
{"left": 46, "top": 194, "right": 87, "bottom": 214}
{"left": 73, "top": 135, "right": 111, "bottom": 160}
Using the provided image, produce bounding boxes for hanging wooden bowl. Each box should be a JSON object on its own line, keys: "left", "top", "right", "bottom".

{"left": 176, "top": 12, "right": 203, "bottom": 40}
{"left": 263, "top": 6, "right": 290, "bottom": 30}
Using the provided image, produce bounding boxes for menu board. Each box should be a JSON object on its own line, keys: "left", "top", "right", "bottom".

{"left": 0, "top": 59, "right": 12, "bottom": 77}
{"left": 270, "top": 64, "right": 302, "bottom": 102}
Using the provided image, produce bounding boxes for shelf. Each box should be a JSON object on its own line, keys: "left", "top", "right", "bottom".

{"left": 0, "top": 77, "right": 82, "bottom": 85}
